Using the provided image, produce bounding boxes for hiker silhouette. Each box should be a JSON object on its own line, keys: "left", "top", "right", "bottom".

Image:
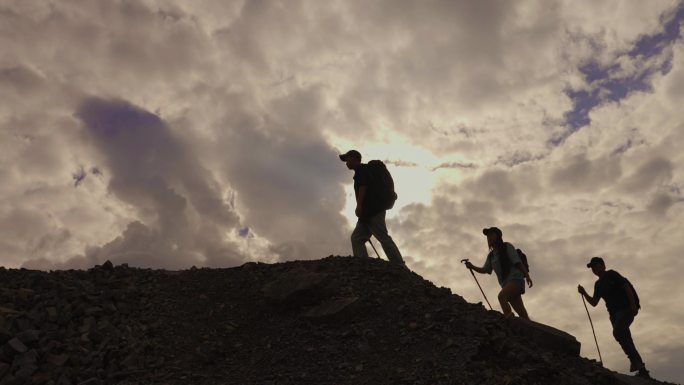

{"left": 464, "top": 227, "right": 532, "bottom": 319}
{"left": 339, "top": 150, "right": 405, "bottom": 267}
{"left": 578, "top": 257, "right": 649, "bottom": 378}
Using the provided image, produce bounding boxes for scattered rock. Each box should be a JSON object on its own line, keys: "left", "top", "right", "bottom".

{"left": 0, "top": 257, "right": 675, "bottom": 385}
{"left": 302, "top": 297, "right": 359, "bottom": 320}
{"left": 262, "top": 268, "right": 329, "bottom": 306}
{"left": 7, "top": 337, "right": 27, "bottom": 353}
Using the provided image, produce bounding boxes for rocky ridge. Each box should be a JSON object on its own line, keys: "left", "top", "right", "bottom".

{"left": 0, "top": 256, "right": 678, "bottom": 385}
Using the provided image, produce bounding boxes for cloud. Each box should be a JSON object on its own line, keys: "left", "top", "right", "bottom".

{"left": 215, "top": 87, "right": 351, "bottom": 261}
{"left": 619, "top": 157, "right": 674, "bottom": 194}
{"left": 21, "top": 97, "right": 244, "bottom": 269}
{"left": 1, "top": 0, "right": 684, "bottom": 381}
{"left": 432, "top": 162, "right": 477, "bottom": 171}
{"left": 556, "top": 3, "right": 684, "bottom": 143}
{"left": 550, "top": 153, "right": 623, "bottom": 193}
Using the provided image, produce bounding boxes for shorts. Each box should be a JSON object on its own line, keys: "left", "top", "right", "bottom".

{"left": 505, "top": 278, "right": 526, "bottom": 295}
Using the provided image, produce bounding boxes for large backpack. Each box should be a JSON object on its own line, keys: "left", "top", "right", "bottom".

{"left": 366, "top": 160, "right": 398, "bottom": 210}
{"left": 516, "top": 249, "right": 530, "bottom": 273}
{"left": 623, "top": 276, "right": 641, "bottom": 313}
{"left": 606, "top": 270, "right": 641, "bottom": 315}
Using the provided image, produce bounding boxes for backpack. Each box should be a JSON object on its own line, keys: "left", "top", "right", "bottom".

{"left": 624, "top": 277, "right": 641, "bottom": 313}
{"left": 516, "top": 249, "right": 530, "bottom": 273}
{"left": 366, "top": 160, "right": 398, "bottom": 210}
{"left": 606, "top": 270, "right": 641, "bottom": 314}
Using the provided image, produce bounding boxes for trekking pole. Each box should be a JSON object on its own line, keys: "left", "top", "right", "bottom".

{"left": 581, "top": 293, "right": 603, "bottom": 365}
{"left": 368, "top": 239, "right": 382, "bottom": 259}
{"left": 460, "top": 259, "right": 493, "bottom": 310}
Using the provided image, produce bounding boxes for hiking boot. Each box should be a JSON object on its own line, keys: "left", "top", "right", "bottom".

{"left": 635, "top": 368, "right": 650, "bottom": 379}
{"left": 629, "top": 360, "right": 645, "bottom": 372}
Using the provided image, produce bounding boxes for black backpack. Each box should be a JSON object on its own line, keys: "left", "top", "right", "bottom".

{"left": 606, "top": 270, "right": 641, "bottom": 314}
{"left": 624, "top": 276, "right": 641, "bottom": 313}
{"left": 516, "top": 249, "right": 530, "bottom": 273}
{"left": 366, "top": 160, "right": 398, "bottom": 210}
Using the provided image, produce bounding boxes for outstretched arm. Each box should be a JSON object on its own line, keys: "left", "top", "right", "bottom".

{"left": 464, "top": 261, "right": 488, "bottom": 275}
{"left": 577, "top": 285, "right": 600, "bottom": 306}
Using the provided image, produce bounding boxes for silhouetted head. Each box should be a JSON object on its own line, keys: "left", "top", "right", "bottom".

{"left": 339, "top": 150, "right": 362, "bottom": 170}
{"left": 586, "top": 256, "right": 606, "bottom": 277}
{"left": 482, "top": 227, "right": 503, "bottom": 248}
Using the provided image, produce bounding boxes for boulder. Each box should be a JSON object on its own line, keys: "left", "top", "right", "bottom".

{"left": 262, "top": 268, "right": 330, "bottom": 307}
{"left": 302, "top": 297, "right": 360, "bottom": 321}
{"left": 7, "top": 337, "right": 28, "bottom": 353}
{"left": 507, "top": 317, "right": 581, "bottom": 356}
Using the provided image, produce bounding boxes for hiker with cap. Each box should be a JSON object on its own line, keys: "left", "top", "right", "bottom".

{"left": 578, "top": 257, "right": 648, "bottom": 377}
{"left": 464, "top": 227, "right": 532, "bottom": 319}
{"left": 339, "top": 150, "right": 406, "bottom": 266}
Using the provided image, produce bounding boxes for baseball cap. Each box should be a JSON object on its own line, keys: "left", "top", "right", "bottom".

{"left": 586, "top": 257, "right": 605, "bottom": 268}
{"left": 339, "top": 150, "right": 362, "bottom": 161}
{"left": 482, "top": 227, "right": 502, "bottom": 237}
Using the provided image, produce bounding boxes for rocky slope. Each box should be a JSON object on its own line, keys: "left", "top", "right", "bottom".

{"left": 0, "top": 256, "right": 677, "bottom": 385}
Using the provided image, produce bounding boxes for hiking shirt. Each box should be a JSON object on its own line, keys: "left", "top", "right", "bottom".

{"left": 353, "top": 164, "right": 383, "bottom": 220}
{"left": 593, "top": 270, "right": 629, "bottom": 316}
{"left": 482, "top": 242, "right": 525, "bottom": 287}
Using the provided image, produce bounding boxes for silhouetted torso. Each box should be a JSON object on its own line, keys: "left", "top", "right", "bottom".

{"left": 353, "top": 164, "right": 383, "bottom": 220}
{"left": 594, "top": 270, "right": 629, "bottom": 315}
{"left": 483, "top": 242, "right": 525, "bottom": 287}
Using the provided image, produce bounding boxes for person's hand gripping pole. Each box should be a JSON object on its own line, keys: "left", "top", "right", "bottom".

{"left": 461, "top": 258, "right": 493, "bottom": 310}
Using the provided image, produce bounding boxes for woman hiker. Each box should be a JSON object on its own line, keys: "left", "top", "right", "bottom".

{"left": 465, "top": 227, "right": 533, "bottom": 319}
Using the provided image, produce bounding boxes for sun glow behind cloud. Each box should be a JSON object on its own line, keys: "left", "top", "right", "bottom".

{"left": 330, "top": 135, "right": 472, "bottom": 227}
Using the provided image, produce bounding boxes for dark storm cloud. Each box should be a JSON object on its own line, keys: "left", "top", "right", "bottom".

{"left": 23, "top": 97, "right": 244, "bottom": 269}
{"left": 80, "top": 98, "right": 239, "bottom": 225}
{"left": 217, "top": 87, "right": 350, "bottom": 261}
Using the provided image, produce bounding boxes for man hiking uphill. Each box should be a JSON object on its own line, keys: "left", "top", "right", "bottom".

{"left": 578, "top": 257, "right": 649, "bottom": 377}
{"left": 339, "top": 150, "right": 406, "bottom": 267}
{"left": 465, "top": 227, "right": 532, "bottom": 319}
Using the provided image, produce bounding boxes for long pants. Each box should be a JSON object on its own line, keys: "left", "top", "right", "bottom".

{"left": 610, "top": 309, "right": 643, "bottom": 367}
{"left": 351, "top": 211, "right": 405, "bottom": 265}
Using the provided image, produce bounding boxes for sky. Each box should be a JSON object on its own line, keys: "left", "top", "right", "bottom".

{"left": 1, "top": 0, "right": 683, "bottom": 382}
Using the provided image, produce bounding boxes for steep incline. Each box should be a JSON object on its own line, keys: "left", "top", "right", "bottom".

{"left": 0, "top": 257, "right": 677, "bottom": 385}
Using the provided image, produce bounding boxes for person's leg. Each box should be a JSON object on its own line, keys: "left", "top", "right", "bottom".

{"left": 509, "top": 292, "right": 530, "bottom": 320}
{"left": 367, "top": 211, "right": 405, "bottom": 265}
{"left": 611, "top": 310, "right": 644, "bottom": 371}
{"left": 351, "top": 220, "right": 372, "bottom": 258}
{"left": 497, "top": 281, "right": 523, "bottom": 317}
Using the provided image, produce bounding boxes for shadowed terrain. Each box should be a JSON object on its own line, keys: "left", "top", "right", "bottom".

{"left": 0, "top": 257, "right": 678, "bottom": 385}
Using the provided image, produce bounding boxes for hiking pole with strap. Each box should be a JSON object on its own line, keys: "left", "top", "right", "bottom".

{"left": 581, "top": 293, "right": 603, "bottom": 366}
{"left": 460, "top": 259, "right": 493, "bottom": 310}
{"left": 368, "top": 239, "right": 382, "bottom": 259}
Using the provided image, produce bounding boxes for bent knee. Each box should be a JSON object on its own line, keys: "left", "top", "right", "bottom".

{"left": 613, "top": 328, "right": 628, "bottom": 340}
